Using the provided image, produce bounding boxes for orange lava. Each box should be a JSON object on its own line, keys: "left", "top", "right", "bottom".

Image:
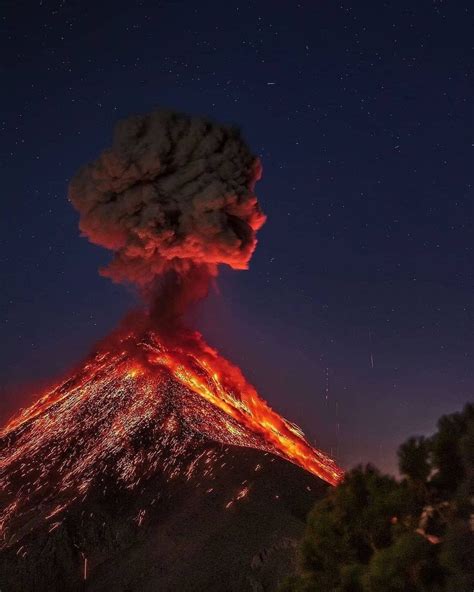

{"left": 1, "top": 327, "right": 343, "bottom": 488}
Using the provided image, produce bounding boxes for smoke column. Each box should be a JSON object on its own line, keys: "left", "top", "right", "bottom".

{"left": 69, "top": 110, "right": 266, "bottom": 324}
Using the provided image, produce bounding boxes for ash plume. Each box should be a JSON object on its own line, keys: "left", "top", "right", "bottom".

{"left": 68, "top": 110, "right": 266, "bottom": 323}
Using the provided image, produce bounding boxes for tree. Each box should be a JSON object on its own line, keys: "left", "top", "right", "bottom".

{"left": 281, "top": 404, "right": 474, "bottom": 592}
{"left": 430, "top": 404, "right": 474, "bottom": 496}
{"left": 364, "top": 532, "right": 444, "bottom": 592}
{"left": 439, "top": 409, "right": 474, "bottom": 590}
{"left": 398, "top": 436, "right": 430, "bottom": 485}
{"left": 287, "top": 466, "right": 413, "bottom": 591}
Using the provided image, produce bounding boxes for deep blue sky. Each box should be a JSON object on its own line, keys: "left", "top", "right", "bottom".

{"left": 1, "top": 1, "right": 472, "bottom": 473}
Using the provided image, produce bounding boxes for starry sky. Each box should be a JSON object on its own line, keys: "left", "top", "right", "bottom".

{"left": 1, "top": 1, "right": 472, "bottom": 474}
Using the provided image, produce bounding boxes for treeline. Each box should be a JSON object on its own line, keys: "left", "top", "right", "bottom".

{"left": 281, "top": 404, "right": 474, "bottom": 592}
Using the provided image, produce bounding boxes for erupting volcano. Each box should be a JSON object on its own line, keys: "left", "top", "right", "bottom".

{"left": 0, "top": 109, "right": 342, "bottom": 592}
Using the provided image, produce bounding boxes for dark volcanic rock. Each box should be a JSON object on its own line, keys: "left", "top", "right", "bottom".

{"left": 0, "top": 444, "right": 325, "bottom": 592}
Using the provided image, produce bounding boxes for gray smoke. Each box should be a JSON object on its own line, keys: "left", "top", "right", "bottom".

{"left": 68, "top": 110, "right": 266, "bottom": 321}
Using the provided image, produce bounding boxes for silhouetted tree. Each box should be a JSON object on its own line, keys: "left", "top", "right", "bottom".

{"left": 398, "top": 436, "right": 430, "bottom": 485}
{"left": 281, "top": 404, "right": 474, "bottom": 592}
{"left": 364, "top": 532, "right": 444, "bottom": 592}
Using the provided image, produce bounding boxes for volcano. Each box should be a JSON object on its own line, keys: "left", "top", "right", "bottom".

{"left": 1, "top": 109, "right": 343, "bottom": 591}
{"left": 0, "top": 322, "right": 342, "bottom": 591}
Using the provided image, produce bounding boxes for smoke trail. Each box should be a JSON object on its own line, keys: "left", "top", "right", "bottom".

{"left": 68, "top": 110, "right": 266, "bottom": 323}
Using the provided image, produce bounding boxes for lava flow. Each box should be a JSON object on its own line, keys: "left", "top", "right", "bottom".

{"left": 0, "top": 323, "right": 342, "bottom": 546}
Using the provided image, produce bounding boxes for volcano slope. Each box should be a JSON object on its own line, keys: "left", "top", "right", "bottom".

{"left": 0, "top": 330, "right": 337, "bottom": 592}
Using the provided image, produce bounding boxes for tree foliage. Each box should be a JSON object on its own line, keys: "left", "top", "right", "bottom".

{"left": 281, "top": 404, "right": 474, "bottom": 591}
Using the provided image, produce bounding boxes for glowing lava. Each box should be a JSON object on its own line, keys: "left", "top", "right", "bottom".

{"left": 0, "top": 325, "right": 343, "bottom": 545}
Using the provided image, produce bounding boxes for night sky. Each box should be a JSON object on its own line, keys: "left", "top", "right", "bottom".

{"left": 1, "top": 1, "right": 472, "bottom": 474}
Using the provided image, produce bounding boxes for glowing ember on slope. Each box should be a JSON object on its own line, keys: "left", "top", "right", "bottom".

{"left": 143, "top": 332, "right": 343, "bottom": 486}
{"left": 2, "top": 328, "right": 342, "bottom": 483}
{"left": 0, "top": 325, "right": 342, "bottom": 545}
